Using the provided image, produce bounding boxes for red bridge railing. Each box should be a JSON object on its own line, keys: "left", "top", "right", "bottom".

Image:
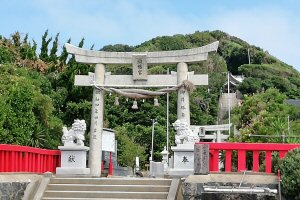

{"left": 0, "top": 144, "right": 61, "bottom": 173}
{"left": 197, "top": 142, "right": 300, "bottom": 173}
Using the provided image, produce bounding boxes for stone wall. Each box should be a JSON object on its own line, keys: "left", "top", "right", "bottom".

{"left": 0, "top": 182, "right": 29, "bottom": 200}
{"left": 201, "top": 193, "right": 277, "bottom": 200}
{"left": 0, "top": 173, "right": 42, "bottom": 200}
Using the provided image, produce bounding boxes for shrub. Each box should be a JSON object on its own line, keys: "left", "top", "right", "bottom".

{"left": 279, "top": 148, "right": 300, "bottom": 199}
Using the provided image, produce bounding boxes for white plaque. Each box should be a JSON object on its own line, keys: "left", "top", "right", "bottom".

{"left": 102, "top": 129, "right": 115, "bottom": 152}
{"left": 132, "top": 54, "right": 147, "bottom": 80}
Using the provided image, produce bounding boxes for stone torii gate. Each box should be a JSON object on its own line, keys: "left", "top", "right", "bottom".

{"left": 66, "top": 41, "right": 219, "bottom": 176}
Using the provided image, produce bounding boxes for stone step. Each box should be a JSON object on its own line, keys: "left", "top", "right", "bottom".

{"left": 43, "top": 191, "right": 168, "bottom": 199}
{"left": 47, "top": 183, "right": 170, "bottom": 192}
{"left": 49, "top": 177, "right": 171, "bottom": 186}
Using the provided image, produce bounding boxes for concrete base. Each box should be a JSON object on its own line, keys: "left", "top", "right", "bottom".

{"left": 182, "top": 173, "right": 278, "bottom": 200}
{"left": 56, "top": 167, "right": 90, "bottom": 175}
{"left": 167, "top": 169, "right": 193, "bottom": 177}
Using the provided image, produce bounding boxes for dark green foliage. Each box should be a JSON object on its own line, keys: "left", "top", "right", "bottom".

{"left": 59, "top": 38, "right": 71, "bottom": 65}
{"left": 101, "top": 44, "right": 133, "bottom": 52}
{"left": 116, "top": 125, "right": 146, "bottom": 168}
{"left": 279, "top": 148, "right": 300, "bottom": 199}
{"left": 220, "top": 41, "right": 249, "bottom": 74}
{"left": 187, "top": 31, "right": 215, "bottom": 47}
{"left": 0, "top": 45, "right": 15, "bottom": 64}
{"left": 0, "top": 64, "right": 62, "bottom": 148}
{"left": 135, "top": 34, "right": 193, "bottom": 52}
{"left": 78, "top": 38, "right": 85, "bottom": 48}
{"left": 238, "top": 64, "right": 300, "bottom": 98}
{"left": 11, "top": 32, "right": 21, "bottom": 47}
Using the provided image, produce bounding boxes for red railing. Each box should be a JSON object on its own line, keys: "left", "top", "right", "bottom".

{"left": 197, "top": 142, "right": 300, "bottom": 173}
{"left": 0, "top": 144, "right": 61, "bottom": 173}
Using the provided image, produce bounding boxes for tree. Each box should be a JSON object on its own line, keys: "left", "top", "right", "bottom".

{"left": 11, "top": 31, "right": 21, "bottom": 47}
{"left": 232, "top": 88, "right": 300, "bottom": 143}
{"left": 50, "top": 33, "right": 60, "bottom": 63}
{"left": 116, "top": 126, "right": 146, "bottom": 169}
{"left": 59, "top": 38, "right": 71, "bottom": 65}
{"left": 39, "top": 30, "right": 52, "bottom": 62}
{"left": 0, "top": 65, "right": 62, "bottom": 148}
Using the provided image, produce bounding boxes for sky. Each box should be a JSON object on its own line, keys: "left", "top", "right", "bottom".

{"left": 1, "top": 0, "right": 300, "bottom": 72}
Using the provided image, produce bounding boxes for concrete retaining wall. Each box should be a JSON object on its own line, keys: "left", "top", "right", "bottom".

{"left": 0, "top": 173, "right": 42, "bottom": 200}
{"left": 182, "top": 173, "right": 279, "bottom": 200}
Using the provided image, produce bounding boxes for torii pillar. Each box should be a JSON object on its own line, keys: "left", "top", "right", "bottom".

{"left": 177, "top": 62, "right": 190, "bottom": 125}
{"left": 89, "top": 64, "right": 105, "bottom": 176}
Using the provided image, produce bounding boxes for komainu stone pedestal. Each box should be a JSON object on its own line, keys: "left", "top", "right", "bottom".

{"left": 56, "top": 146, "right": 90, "bottom": 175}
{"left": 168, "top": 144, "right": 194, "bottom": 176}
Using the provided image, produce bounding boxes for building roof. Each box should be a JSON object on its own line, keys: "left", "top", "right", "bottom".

{"left": 286, "top": 99, "right": 300, "bottom": 107}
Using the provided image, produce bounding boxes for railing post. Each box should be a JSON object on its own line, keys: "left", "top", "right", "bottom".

{"left": 212, "top": 150, "right": 219, "bottom": 171}
{"left": 0, "top": 151, "right": 4, "bottom": 171}
{"left": 253, "top": 151, "right": 260, "bottom": 172}
{"left": 24, "top": 152, "right": 28, "bottom": 172}
{"left": 266, "top": 151, "right": 272, "bottom": 173}
{"left": 238, "top": 150, "right": 246, "bottom": 172}
{"left": 18, "top": 152, "right": 22, "bottom": 171}
{"left": 5, "top": 151, "right": 9, "bottom": 172}
{"left": 49, "top": 155, "right": 53, "bottom": 172}
{"left": 11, "top": 151, "right": 16, "bottom": 172}
{"left": 225, "top": 150, "right": 232, "bottom": 172}
{"left": 29, "top": 153, "right": 33, "bottom": 172}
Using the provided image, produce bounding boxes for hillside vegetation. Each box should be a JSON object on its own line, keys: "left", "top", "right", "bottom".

{"left": 0, "top": 30, "right": 299, "bottom": 167}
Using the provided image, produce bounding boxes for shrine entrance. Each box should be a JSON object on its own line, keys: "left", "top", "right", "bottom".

{"left": 66, "top": 41, "right": 219, "bottom": 176}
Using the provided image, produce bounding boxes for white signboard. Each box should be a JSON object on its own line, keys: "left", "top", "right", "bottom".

{"left": 102, "top": 129, "right": 115, "bottom": 152}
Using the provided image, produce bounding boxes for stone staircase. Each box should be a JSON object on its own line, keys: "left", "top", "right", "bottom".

{"left": 40, "top": 177, "right": 174, "bottom": 200}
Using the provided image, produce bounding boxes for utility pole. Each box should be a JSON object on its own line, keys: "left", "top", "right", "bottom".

{"left": 228, "top": 72, "right": 231, "bottom": 135}
{"left": 166, "top": 68, "right": 169, "bottom": 165}
{"left": 150, "top": 119, "right": 157, "bottom": 162}
{"left": 288, "top": 115, "right": 290, "bottom": 135}
{"left": 248, "top": 49, "right": 251, "bottom": 64}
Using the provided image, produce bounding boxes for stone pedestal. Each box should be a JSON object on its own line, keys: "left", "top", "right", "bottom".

{"left": 56, "top": 146, "right": 90, "bottom": 175}
{"left": 168, "top": 144, "right": 194, "bottom": 176}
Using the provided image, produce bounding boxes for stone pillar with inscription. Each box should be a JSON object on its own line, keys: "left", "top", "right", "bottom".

{"left": 194, "top": 144, "right": 209, "bottom": 175}
{"left": 89, "top": 63, "right": 105, "bottom": 177}
{"left": 177, "top": 62, "right": 190, "bottom": 125}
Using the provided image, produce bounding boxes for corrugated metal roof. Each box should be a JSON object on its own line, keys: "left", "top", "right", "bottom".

{"left": 286, "top": 99, "right": 300, "bottom": 107}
